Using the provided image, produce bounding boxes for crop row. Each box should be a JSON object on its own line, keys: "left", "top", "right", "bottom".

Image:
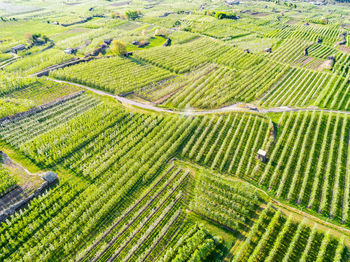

{"left": 0, "top": 93, "right": 101, "bottom": 147}
{"left": 191, "top": 171, "right": 263, "bottom": 231}
{"left": 0, "top": 94, "right": 200, "bottom": 261}
{"left": 50, "top": 56, "right": 174, "bottom": 95}
{"left": 4, "top": 48, "right": 74, "bottom": 76}
{"left": 266, "top": 23, "right": 342, "bottom": 46}
{"left": 0, "top": 74, "right": 38, "bottom": 96}
{"left": 308, "top": 43, "right": 338, "bottom": 59}
{"left": 260, "top": 66, "right": 341, "bottom": 108}
{"left": 88, "top": 169, "right": 188, "bottom": 262}
{"left": 333, "top": 52, "right": 350, "bottom": 77}
{"left": 0, "top": 166, "right": 17, "bottom": 196}
{"left": 268, "top": 38, "right": 311, "bottom": 64}
{"left": 5, "top": 79, "right": 81, "bottom": 106}
{"left": 159, "top": 223, "right": 218, "bottom": 262}
{"left": 182, "top": 113, "right": 272, "bottom": 177}
{"left": 134, "top": 37, "right": 227, "bottom": 74}
{"left": 258, "top": 111, "right": 350, "bottom": 224}
{"left": 234, "top": 204, "right": 348, "bottom": 261}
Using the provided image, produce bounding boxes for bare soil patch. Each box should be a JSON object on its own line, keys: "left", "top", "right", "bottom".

{"left": 110, "top": 1, "right": 131, "bottom": 7}
{"left": 338, "top": 45, "right": 350, "bottom": 54}
{"left": 0, "top": 152, "right": 43, "bottom": 211}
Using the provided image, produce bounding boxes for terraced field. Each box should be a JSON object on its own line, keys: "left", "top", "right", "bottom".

{"left": 1, "top": 0, "right": 350, "bottom": 261}
{"left": 258, "top": 112, "right": 350, "bottom": 224}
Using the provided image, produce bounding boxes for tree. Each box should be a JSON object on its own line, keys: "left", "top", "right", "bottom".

{"left": 110, "top": 40, "right": 127, "bottom": 55}
{"left": 42, "top": 35, "right": 49, "bottom": 43}
{"left": 173, "top": 20, "right": 181, "bottom": 27}
{"left": 211, "top": 11, "right": 237, "bottom": 20}
{"left": 125, "top": 10, "right": 140, "bottom": 20}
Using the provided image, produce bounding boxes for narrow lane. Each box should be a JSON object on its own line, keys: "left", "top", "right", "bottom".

{"left": 45, "top": 78, "right": 350, "bottom": 116}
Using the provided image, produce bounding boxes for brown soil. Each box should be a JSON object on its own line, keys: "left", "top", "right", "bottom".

{"left": 338, "top": 45, "right": 350, "bottom": 54}
{"left": 287, "top": 20, "right": 299, "bottom": 25}
{"left": 250, "top": 12, "right": 270, "bottom": 17}
{"left": 318, "top": 59, "right": 334, "bottom": 71}
{"left": 302, "top": 56, "right": 314, "bottom": 66}
{"left": 110, "top": 1, "right": 131, "bottom": 7}
{"left": 0, "top": 153, "right": 43, "bottom": 211}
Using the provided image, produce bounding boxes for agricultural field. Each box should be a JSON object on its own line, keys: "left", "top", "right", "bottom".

{"left": 1, "top": 0, "right": 350, "bottom": 261}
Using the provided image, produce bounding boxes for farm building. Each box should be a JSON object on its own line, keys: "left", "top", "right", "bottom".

{"left": 35, "top": 38, "right": 45, "bottom": 45}
{"left": 42, "top": 171, "right": 58, "bottom": 184}
{"left": 225, "top": 0, "right": 240, "bottom": 4}
{"left": 264, "top": 47, "right": 272, "bottom": 53}
{"left": 257, "top": 149, "right": 267, "bottom": 162}
{"left": 64, "top": 48, "right": 76, "bottom": 54}
{"left": 11, "top": 44, "right": 25, "bottom": 53}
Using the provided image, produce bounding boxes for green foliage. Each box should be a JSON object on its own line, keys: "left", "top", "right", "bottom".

{"left": 204, "top": 10, "right": 238, "bottom": 20}
{"left": 258, "top": 112, "right": 350, "bottom": 224}
{"left": 214, "top": 12, "right": 238, "bottom": 20}
{"left": 283, "top": 2, "right": 297, "bottom": 8}
{"left": 0, "top": 74, "right": 37, "bottom": 96}
{"left": 191, "top": 172, "right": 263, "bottom": 231}
{"left": 0, "top": 1, "right": 350, "bottom": 261}
{"left": 0, "top": 166, "right": 17, "bottom": 195}
{"left": 5, "top": 49, "right": 74, "bottom": 75}
{"left": 236, "top": 206, "right": 348, "bottom": 262}
{"left": 0, "top": 98, "right": 34, "bottom": 118}
{"left": 110, "top": 40, "right": 127, "bottom": 55}
{"left": 50, "top": 56, "right": 174, "bottom": 94}
{"left": 125, "top": 10, "right": 140, "bottom": 20}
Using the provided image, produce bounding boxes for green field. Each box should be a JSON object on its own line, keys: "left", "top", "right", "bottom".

{"left": 1, "top": 0, "right": 350, "bottom": 261}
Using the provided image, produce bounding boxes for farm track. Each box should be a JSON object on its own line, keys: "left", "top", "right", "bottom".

{"left": 44, "top": 78, "right": 350, "bottom": 116}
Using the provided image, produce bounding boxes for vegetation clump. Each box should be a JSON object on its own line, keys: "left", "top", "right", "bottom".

{"left": 205, "top": 10, "right": 238, "bottom": 20}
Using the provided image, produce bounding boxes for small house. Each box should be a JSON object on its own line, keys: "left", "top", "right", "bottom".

{"left": 42, "top": 171, "right": 58, "bottom": 184}
{"left": 35, "top": 38, "right": 45, "bottom": 45}
{"left": 124, "top": 52, "right": 133, "bottom": 57}
{"left": 257, "top": 149, "right": 267, "bottom": 162}
{"left": 11, "top": 44, "right": 26, "bottom": 53}
{"left": 226, "top": 0, "right": 240, "bottom": 5}
{"left": 264, "top": 47, "right": 272, "bottom": 53}
{"left": 64, "top": 48, "right": 76, "bottom": 54}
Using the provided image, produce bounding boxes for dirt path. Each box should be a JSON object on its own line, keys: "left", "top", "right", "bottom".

{"left": 44, "top": 78, "right": 350, "bottom": 116}
{"left": 29, "top": 79, "right": 350, "bottom": 243}
{"left": 0, "top": 152, "right": 43, "bottom": 211}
